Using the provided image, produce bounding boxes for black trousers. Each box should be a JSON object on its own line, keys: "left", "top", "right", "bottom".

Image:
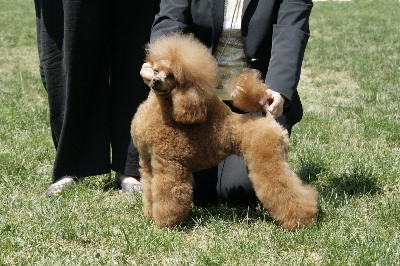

{"left": 34, "top": 0, "right": 159, "bottom": 182}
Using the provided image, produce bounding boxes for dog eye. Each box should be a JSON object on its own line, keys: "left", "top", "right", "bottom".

{"left": 166, "top": 75, "right": 175, "bottom": 80}
{"left": 153, "top": 69, "right": 159, "bottom": 74}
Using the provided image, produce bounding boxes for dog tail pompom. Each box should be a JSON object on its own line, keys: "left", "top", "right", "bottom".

{"left": 223, "top": 69, "right": 267, "bottom": 113}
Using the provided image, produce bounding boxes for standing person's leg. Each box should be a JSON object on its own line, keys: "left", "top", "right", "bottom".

{"left": 55, "top": 0, "right": 111, "bottom": 178}
{"left": 35, "top": 0, "right": 65, "bottom": 152}
{"left": 37, "top": 0, "right": 112, "bottom": 194}
{"left": 109, "top": 0, "right": 159, "bottom": 192}
{"left": 35, "top": 0, "right": 75, "bottom": 195}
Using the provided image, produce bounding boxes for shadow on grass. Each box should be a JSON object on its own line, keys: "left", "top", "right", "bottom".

{"left": 182, "top": 202, "right": 274, "bottom": 230}
{"left": 296, "top": 159, "right": 382, "bottom": 227}
{"left": 83, "top": 173, "right": 121, "bottom": 191}
{"left": 297, "top": 159, "right": 382, "bottom": 227}
{"left": 298, "top": 160, "right": 381, "bottom": 199}
{"left": 103, "top": 178, "right": 120, "bottom": 191}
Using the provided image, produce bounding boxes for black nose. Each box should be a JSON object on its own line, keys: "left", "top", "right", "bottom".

{"left": 152, "top": 77, "right": 161, "bottom": 85}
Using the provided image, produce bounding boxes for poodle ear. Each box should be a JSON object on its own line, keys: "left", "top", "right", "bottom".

{"left": 172, "top": 86, "right": 207, "bottom": 124}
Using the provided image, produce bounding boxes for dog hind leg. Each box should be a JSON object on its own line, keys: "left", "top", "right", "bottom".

{"left": 243, "top": 148, "right": 318, "bottom": 231}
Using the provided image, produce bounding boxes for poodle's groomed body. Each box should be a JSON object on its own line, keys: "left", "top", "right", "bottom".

{"left": 131, "top": 33, "right": 318, "bottom": 231}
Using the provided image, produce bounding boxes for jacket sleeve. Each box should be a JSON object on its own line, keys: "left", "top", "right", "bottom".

{"left": 150, "top": 0, "right": 191, "bottom": 42}
{"left": 265, "top": 0, "right": 313, "bottom": 104}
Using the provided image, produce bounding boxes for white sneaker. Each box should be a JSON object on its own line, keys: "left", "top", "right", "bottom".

{"left": 116, "top": 173, "right": 142, "bottom": 194}
{"left": 45, "top": 176, "right": 76, "bottom": 196}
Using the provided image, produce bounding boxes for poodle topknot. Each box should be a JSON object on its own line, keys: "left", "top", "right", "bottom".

{"left": 131, "top": 32, "right": 318, "bottom": 231}
{"left": 145, "top": 33, "right": 218, "bottom": 94}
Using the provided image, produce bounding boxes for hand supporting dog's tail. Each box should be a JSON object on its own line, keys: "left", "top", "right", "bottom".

{"left": 224, "top": 69, "right": 284, "bottom": 117}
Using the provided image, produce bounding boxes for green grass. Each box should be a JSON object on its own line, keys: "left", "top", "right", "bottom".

{"left": 1, "top": 0, "right": 399, "bottom": 265}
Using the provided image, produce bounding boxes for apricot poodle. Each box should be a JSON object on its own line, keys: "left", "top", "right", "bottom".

{"left": 131, "top": 33, "right": 318, "bottom": 231}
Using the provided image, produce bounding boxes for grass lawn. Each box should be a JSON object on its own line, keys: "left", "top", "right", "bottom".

{"left": 1, "top": 0, "right": 399, "bottom": 265}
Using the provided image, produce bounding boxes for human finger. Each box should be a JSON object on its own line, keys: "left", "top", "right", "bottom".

{"left": 268, "top": 93, "right": 284, "bottom": 117}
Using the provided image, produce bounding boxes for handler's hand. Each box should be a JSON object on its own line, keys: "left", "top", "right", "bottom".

{"left": 258, "top": 89, "right": 285, "bottom": 118}
{"left": 140, "top": 62, "right": 154, "bottom": 85}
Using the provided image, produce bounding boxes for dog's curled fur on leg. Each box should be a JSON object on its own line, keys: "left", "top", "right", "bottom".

{"left": 131, "top": 32, "right": 318, "bottom": 231}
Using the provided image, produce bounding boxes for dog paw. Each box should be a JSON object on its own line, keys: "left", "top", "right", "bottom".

{"left": 278, "top": 188, "right": 319, "bottom": 231}
{"left": 280, "top": 208, "right": 318, "bottom": 231}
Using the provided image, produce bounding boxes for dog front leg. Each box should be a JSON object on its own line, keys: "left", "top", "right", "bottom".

{"left": 150, "top": 159, "right": 193, "bottom": 228}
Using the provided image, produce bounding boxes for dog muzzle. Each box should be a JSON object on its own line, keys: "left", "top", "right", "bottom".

{"left": 150, "top": 77, "right": 174, "bottom": 95}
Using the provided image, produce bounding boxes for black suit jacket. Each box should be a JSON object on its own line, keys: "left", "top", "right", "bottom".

{"left": 151, "top": 0, "right": 313, "bottom": 127}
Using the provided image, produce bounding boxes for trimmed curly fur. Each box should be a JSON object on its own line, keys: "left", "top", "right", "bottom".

{"left": 131, "top": 33, "right": 318, "bottom": 231}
